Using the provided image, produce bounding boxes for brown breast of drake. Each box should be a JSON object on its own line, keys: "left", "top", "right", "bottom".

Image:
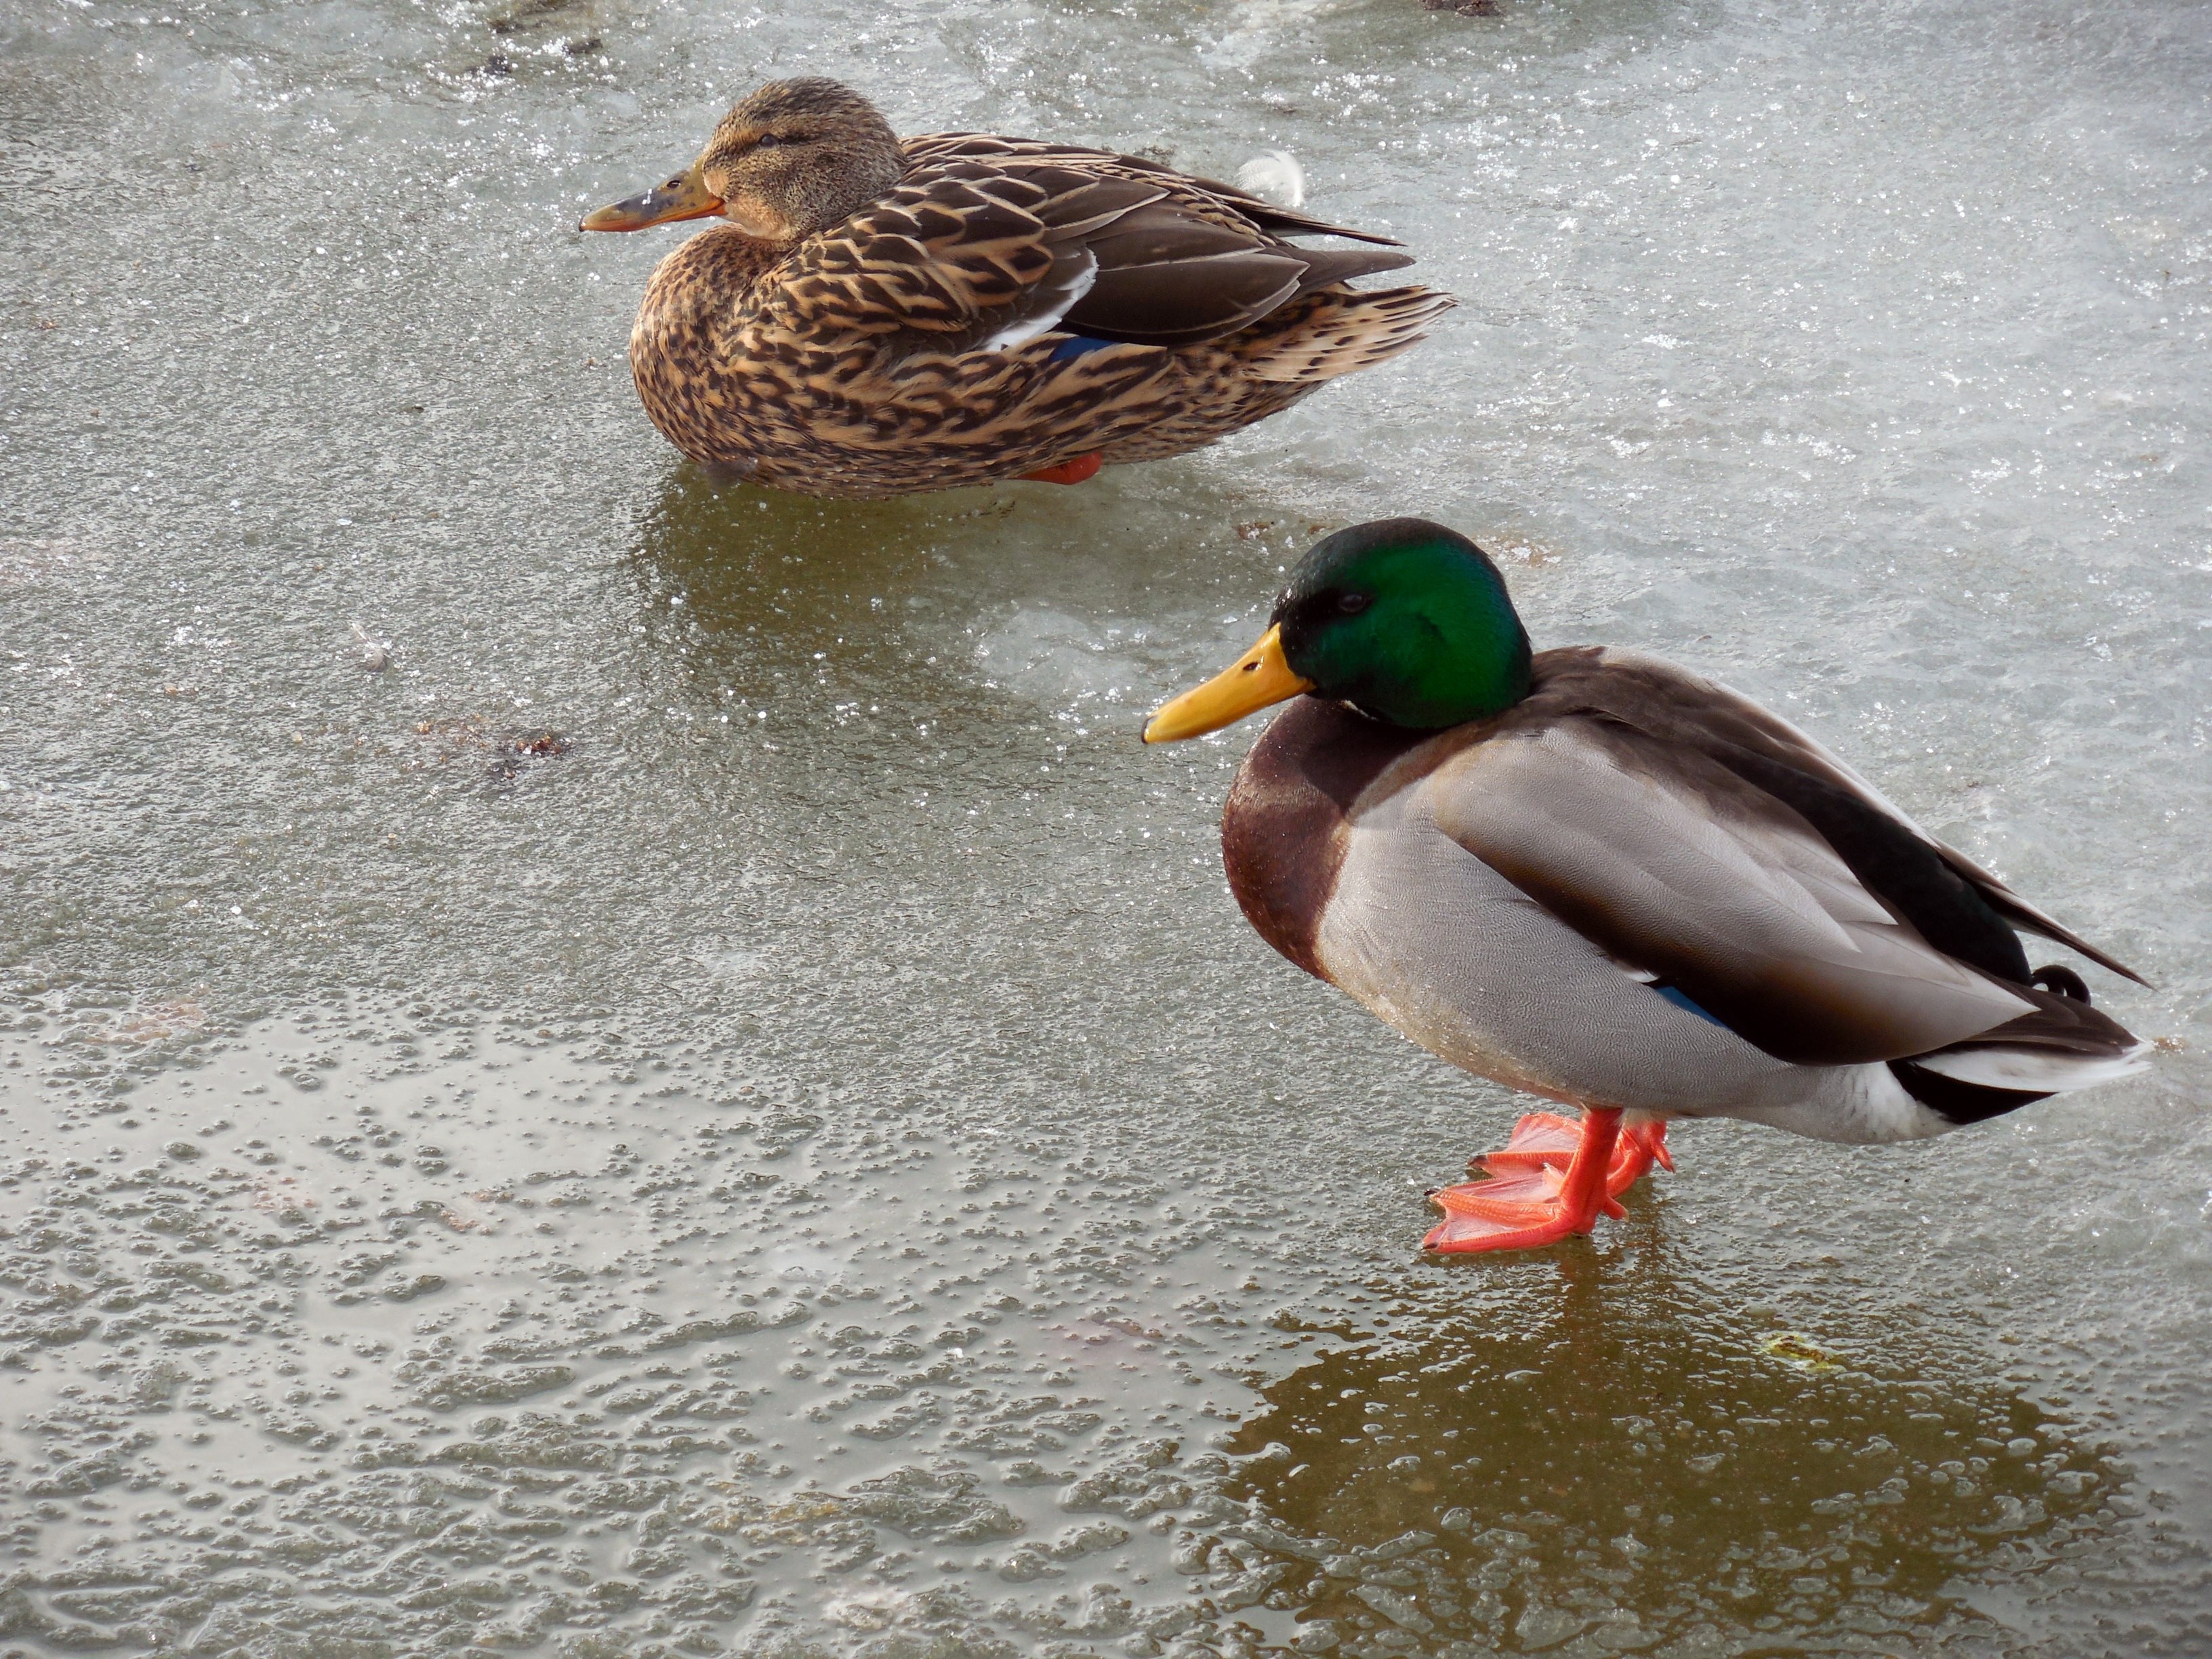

{"left": 1219, "top": 697, "right": 1429, "bottom": 981}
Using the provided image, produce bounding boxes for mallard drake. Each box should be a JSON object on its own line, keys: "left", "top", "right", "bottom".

{"left": 1144, "top": 519, "right": 2149, "bottom": 1252}
{"left": 580, "top": 79, "right": 1451, "bottom": 498}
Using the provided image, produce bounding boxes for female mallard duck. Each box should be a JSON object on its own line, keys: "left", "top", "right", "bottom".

{"left": 580, "top": 79, "right": 1451, "bottom": 498}
{"left": 1145, "top": 519, "right": 2149, "bottom": 1252}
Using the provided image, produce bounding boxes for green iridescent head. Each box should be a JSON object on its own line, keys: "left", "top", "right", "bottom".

{"left": 1142, "top": 518, "right": 1534, "bottom": 744}
{"left": 1273, "top": 518, "right": 1532, "bottom": 729}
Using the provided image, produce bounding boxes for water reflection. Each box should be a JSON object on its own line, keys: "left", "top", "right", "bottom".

{"left": 623, "top": 464, "right": 1284, "bottom": 789}
{"left": 630, "top": 466, "right": 991, "bottom": 672}
{"left": 1221, "top": 1261, "right": 2118, "bottom": 1655}
{"left": 631, "top": 454, "right": 1296, "bottom": 634}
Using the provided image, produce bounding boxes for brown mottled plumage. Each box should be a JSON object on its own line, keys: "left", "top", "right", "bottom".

{"left": 581, "top": 79, "right": 1454, "bottom": 498}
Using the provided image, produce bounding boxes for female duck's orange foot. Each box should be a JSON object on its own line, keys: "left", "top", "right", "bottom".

{"left": 1422, "top": 1108, "right": 1669, "bottom": 1254}
{"left": 1019, "top": 452, "right": 1103, "bottom": 485}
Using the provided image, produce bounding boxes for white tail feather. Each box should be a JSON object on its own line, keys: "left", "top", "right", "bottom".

{"left": 1914, "top": 1040, "right": 2152, "bottom": 1094}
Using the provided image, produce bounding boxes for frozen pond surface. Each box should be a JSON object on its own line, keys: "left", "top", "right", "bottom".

{"left": 3, "top": 0, "right": 2210, "bottom": 1654}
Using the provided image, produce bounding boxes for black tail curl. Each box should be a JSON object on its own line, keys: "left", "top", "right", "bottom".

{"left": 2031, "top": 964, "right": 2091, "bottom": 1004}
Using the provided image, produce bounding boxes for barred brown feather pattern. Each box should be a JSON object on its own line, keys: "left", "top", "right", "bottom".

{"left": 621, "top": 134, "right": 1452, "bottom": 498}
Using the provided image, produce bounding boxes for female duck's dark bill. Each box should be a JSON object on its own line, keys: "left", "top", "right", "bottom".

{"left": 1143, "top": 624, "right": 1314, "bottom": 743}
{"left": 580, "top": 163, "right": 722, "bottom": 232}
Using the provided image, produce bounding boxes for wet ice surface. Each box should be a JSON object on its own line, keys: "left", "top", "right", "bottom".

{"left": 2, "top": 0, "right": 2209, "bottom": 1653}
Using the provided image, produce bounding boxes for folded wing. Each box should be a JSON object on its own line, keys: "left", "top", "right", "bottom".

{"left": 1536, "top": 647, "right": 2146, "bottom": 984}
{"left": 1429, "top": 716, "right": 2042, "bottom": 1067}
{"left": 1425, "top": 647, "right": 2145, "bottom": 1078}
{"left": 768, "top": 151, "right": 1416, "bottom": 363}
{"left": 902, "top": 131, "right": 1408, "bottom": 245}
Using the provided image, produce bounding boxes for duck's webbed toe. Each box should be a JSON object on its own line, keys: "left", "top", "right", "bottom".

{"left": 1424, "top": 1160, "right": 1587, "bottom": 1252}
{"left": 1612, "top": 1118, "right": 1673, "bottom": 1187}
{"left": 1422, "top": 1107, "right": 1670, "bottom": 1253}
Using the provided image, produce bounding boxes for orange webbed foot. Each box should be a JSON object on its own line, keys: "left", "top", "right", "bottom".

{"left": 1019, "top": 452, "right": 1103, "bottom": 485}
{"left": 1459, "top": 1111, "right": 1671, "bottom": 1195}
{"left": 1425, "top": 1160, "right": 1591, "bottom": 1252}
{"left": 1610, "top": 1118, "right": 1673, "bottom": 1189}
{"left": 1423, "top": 1109, "right": 1671, "bottom": 1255}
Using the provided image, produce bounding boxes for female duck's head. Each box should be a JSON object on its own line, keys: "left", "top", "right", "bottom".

{"left": 1145, "top": 518, "right": 1533, "bottom": 742}
{"left": 581, "top": 78, "right": 905, "bottom": 245}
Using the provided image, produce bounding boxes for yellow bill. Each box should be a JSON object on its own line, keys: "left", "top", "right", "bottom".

{"left": 580, "top": 162, "right": 722, "bottom": 232}
{"left": 1143, "top": 624, "right": 1314, "bottom": 743}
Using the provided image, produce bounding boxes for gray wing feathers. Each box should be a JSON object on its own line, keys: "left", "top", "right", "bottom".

{"left": 1543, "top": 648, "right": 2145, "bottom": 985}
{"left": 1426, "top": 724, "right": 2037, "bottom": 1067}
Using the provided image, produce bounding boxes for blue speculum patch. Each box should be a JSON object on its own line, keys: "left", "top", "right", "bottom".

{"left": 1047, "top": 334, "right": 1119, "bottom": 363}
{"left": 1654, "top": 982, "right": 1730, "bottom": 1029}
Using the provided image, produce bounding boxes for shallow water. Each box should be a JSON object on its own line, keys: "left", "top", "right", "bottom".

{"left": 3, "top": 0, "right": 2209, "bottom": 1654}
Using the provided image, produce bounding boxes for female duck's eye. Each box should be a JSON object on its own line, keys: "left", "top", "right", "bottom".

{"left": 1336, "top": 591, "right": 1371, "bottom": 616}
{"left": 752, "top": 133, "right": 785, "bottom": 149}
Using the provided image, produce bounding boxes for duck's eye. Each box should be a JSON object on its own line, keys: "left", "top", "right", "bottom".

{"left": 752, "top": 132, "right": 785, "bottom": 149}
{"left": 1336, "top": 591, "right": 1372, "bottom": 616}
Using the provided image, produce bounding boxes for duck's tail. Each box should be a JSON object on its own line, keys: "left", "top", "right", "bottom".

{"left": 1889, "top": 972, "right": 2151, "bottom": 1126}
{"left": 1234, "top": 284, "right": 1456, "bottom": 384}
